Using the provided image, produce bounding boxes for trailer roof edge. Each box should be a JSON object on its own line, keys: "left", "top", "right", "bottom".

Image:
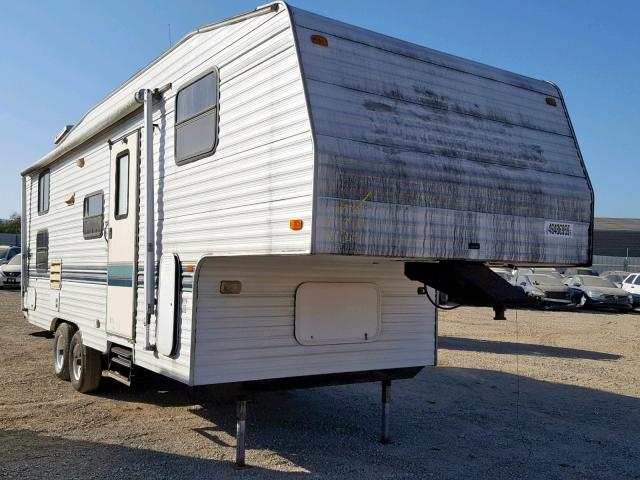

{"left": 21, "top": 1, "right": 284, "bottom": 176}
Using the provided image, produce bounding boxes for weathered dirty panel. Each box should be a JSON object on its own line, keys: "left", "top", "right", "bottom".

{"left": 290, "top": 7, "right": 593, "bottom": 265}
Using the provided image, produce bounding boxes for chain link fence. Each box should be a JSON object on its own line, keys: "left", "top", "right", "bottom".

{"left": 592, "top": 255, "right": 640, "bottom": 274}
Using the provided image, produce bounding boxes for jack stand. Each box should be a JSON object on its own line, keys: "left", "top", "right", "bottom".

{"left": 236, "top": 397, "right": 247, "bottom": 467}
{"left": 493, "top": 305, "right": 507, "bottom": 320}
{"left": 380, "top": 380, "right": 391, "bottom": 444}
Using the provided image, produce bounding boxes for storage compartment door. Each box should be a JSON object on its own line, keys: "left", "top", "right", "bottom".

{"left": 295, "top": 282, "right": 380, "bottom": 345}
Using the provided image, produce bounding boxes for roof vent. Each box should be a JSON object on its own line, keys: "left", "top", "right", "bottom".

{"left": 54, "top": 125, "right": 74, "bottom": 145}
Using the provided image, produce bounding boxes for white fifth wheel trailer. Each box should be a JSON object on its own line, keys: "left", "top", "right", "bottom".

{"left": 21, "top": 2, "right": 593, "bottom": 464}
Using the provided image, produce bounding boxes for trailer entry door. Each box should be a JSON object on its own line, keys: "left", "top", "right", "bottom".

{"left": 106, "top": 131, "right": 140, "bottom": 340}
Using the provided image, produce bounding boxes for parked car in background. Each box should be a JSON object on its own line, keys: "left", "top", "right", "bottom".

{"left": 621, "top": 273, "right": 640, "bottom": 308}
{"left": 599, "top": 271, "right": 629, "bottom": 288}
{"left": 564, "top": 275, "right": 633, "bottom": 311}
{"left": 0, "top": 253, "right": 21, "bottom": 288}
{"left": 563, "top": 267, "right": 598, "bottom": 277}
{"left": 491, "top": 267, "right": 516, "bottom": 284}
{"left": 514, "top": 274, "right": 573, "bottom": 308}
{"left": 0, "top": 245, "right": 20, "bottom": 266}
{"left": 530, "top": 267, "right": 564, "bottom": 281}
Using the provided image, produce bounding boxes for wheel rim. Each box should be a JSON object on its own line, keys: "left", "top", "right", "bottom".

{"left": 55, "top": 334, "right": 65, "bottom": 372}
{"left": 72, "top": 343, "right": 82, "bottom": 380}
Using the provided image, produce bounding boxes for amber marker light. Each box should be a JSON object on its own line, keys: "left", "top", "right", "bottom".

{"left": 311, "top": 34, "right": 328, "bottom": 47}
{"left": 290, "top": 219, "right": 304, "bottom": 231}
{"left": 185, "top": 265, "right": 194, "bottom": 272}
{"left": 545, "top": 97, "right": 557, "bottom": 107}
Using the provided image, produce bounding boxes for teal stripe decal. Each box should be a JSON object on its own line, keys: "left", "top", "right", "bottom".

{"left": 107, "top": 262, "right": 134, "bottom": 287}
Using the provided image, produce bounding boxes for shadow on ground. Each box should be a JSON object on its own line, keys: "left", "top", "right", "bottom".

{"left": 439, "top": 336, "right": 623, "bottom": 360}
{"left": 5, "top": 365, "right": 637, "bottom": 479}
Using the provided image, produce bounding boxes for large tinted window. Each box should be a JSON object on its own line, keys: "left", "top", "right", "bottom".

{"left": 38, "top": 170, "right": 50, "bottom": 214}
{"left": 83, "top": 192, "right": 104, "bottom": 239}
{"left": 115, "top": 152, "right": 129, "bottom": 219}
{"left": 36, "top": 230, "right": 48, "bottom": 272}
{"left": 175, "top": 71, "right": 219, "bottom": 165}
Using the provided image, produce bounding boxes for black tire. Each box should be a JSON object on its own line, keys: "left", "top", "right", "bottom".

{"left": 68, "top": 331, "right": 102, "bottom": 393}
{"left": 53, "top": 323, "right": 74, "bottom": 381}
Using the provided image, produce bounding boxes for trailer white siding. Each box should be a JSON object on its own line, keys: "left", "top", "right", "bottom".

{"left": 192, "top": 256, "right": 435, "bottom": 385}
{"left": 290, "top": 6, "right": 592, "bottom": 265}
{"left": 24, "top": 137, "right": 111, "bottom": 352}
{"left": 23, "top": 3, "right": 314, "bottom": 384}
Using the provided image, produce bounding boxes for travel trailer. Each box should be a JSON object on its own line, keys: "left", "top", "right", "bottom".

{"left": 21, "top": 2, "right": 593, "bottom": 464}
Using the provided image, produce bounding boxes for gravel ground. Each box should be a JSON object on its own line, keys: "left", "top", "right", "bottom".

{"left": 1, "top": 288, "right": 639, "bottom": 479}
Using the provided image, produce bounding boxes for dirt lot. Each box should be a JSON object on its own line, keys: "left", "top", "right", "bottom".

{"left": 1, "top": 289, "right": 639, "bottom": 479}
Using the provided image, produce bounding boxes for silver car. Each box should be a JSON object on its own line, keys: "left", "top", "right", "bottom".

{"left": 515, "top": 274, "right": 573, "bottom": 307}
{"left": 0, "top": 253, "right": 21, "bottom": 288}
{"left": 564, "top": 275, "right": 633, "bottom": 311}
{"left": 0, "top": 245, "right": 20, "bottom": 266}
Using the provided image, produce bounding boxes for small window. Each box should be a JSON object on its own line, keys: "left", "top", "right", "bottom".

{"left": 115, "top": 152, "right": 129, "bottom": 219}
{"left": 36, "top": 230, "right": 49, "bottom": 272}
{"left": 175, "top": 70, "right": 219, "bottom": 165}
{"left": 635, "top": 276, "right": 640, "bottom": 286}
{"left": 83, "top": 192, "right": 104, "bottom": 239}
{"left": 38, "top": 169, "right": 50, "bottom": 214}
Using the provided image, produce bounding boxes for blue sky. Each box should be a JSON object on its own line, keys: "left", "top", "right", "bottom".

{"left": 0, "top": 0, "right": 638, "bottom": 218}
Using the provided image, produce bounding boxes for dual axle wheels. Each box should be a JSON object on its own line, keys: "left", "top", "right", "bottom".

{"left": 53, "top": 324, "right": 102, "bottom": 393}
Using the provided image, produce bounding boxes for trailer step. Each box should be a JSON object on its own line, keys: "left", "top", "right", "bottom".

{"left": 110, "top": 355, "right": 132, "bottom": 369}
{"left": 111, "top": 346, "right": 132, "bottom": 359}
{"left": 103, "top": 369, "right": 131, "bottom": 387}
{"left": 106, "top": 344, "right": 134, "bottom": 386}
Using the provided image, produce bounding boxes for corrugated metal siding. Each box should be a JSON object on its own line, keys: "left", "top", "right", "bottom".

{"left": 290, "top": 7, "right": 592, "bottom": 265}
{"left": 593, "top": 218, "right": 640, "bottom": 257}
{"left": 193, "top": 256, "right": 435, "bottom": 385}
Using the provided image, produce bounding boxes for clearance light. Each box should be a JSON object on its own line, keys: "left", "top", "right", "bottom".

{"left": 184, "top": 264, "right": 194, "bottom": 272}
{"left": 545, "top": 97, "right": 557, "bottom": 107}
{"left": 311, "top": 34, "right": 328, "bottom": 47}
{"left": 220, "top": 280, "right": 242, "bottom": 294}
{"left": 290, "top": 219, "right": 304, "bottom": 231}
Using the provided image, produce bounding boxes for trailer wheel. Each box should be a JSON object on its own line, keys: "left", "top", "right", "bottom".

{"left": 69, "top": 331, "right": 102, "bottom": 393}
{"left": 53, "top": 323, "right": 74, "bottom": 380}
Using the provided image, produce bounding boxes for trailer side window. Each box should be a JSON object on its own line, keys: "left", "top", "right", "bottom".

{"left": 38, "top": 169, "right": 50, "bottom": 214}
{"left": 36, "top": 230, "right": 49, "bottom": 272}
{"left": 175, "top": 70, "right": 219, "bottom": 165}
{"left": 115, "top": 152, "right": 129, "bottom": 219}
{"left": 83, "top": 192, "right": 104, "bottom": 239}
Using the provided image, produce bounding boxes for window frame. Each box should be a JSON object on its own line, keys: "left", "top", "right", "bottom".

{"left": 36, "top": 229, "right": 49, "bottom": 273}
{"left": 83, "top": 190, "right": 105, "bottom": 240}
{"left": 174, "top": 68, "right": 220, "bottom": 166}
{"left": 37, "top": 169, "right": 50, "bottom": 215}
{"left": 114, "top": 150, "right": 130, "bottom": 220}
